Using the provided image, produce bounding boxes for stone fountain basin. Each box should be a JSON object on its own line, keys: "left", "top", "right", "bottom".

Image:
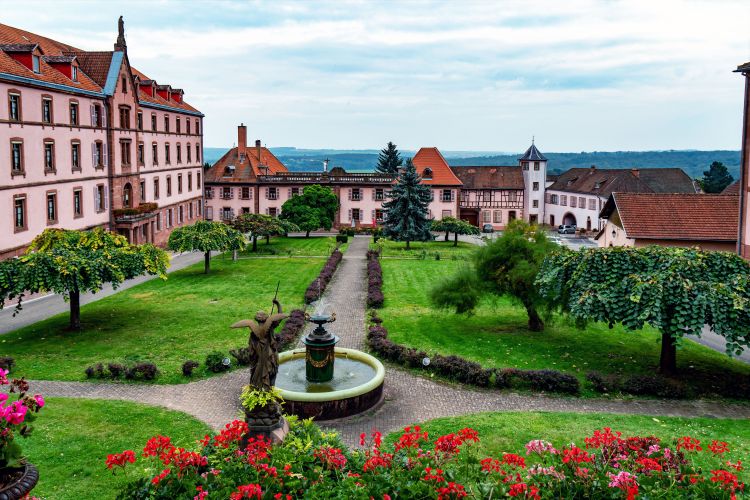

{"left": 276, "top": 347, "right": 385, "bottom": 421}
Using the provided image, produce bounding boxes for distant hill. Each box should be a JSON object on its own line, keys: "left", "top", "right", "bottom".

{"left": 203, "top": 147, "right": 741, "bottom": 180}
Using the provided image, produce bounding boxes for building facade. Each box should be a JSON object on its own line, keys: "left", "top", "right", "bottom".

{"left": 596, "top": 192, "right": 738, "bottom": 252}
{"left": 450, "top": 165, "right": 524, "bottom": 229}
{"left": 0, "top": 19, "right": 203, "bottom": 259}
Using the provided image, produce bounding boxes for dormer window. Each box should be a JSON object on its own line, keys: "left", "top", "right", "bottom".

{"left": 422, "top": 168, "right": 433, "bottom": 179}
{"left": 32, "top": 55, "right": 40, "bottom": 73}
{"left": 71, "top": 65, "right": 78, "bottom": 82}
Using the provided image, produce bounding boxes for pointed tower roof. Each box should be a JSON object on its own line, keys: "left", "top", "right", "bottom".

{"left": 519, "top": 141, "right": 547, "bottom": 162}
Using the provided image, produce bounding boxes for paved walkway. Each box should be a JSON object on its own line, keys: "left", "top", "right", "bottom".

{"left": 12, "top": 235, "right": 750, "bottom": 447}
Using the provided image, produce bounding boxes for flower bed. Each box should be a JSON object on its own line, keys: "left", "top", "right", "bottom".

{"left": 107, "top": 417, "right": 746, "bottom": 499}
{"left": 367, "top": 318, "right": 580, "bottom": 394}
{"left": 304, "top": 249, "right": 343, "bottom": 304}
{"left": 366, "top": 250, "right": 384, "bottom": 308}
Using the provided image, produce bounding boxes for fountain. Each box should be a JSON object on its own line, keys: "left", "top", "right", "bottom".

{"left": 274, "top": 299, "right": 385, "bottom": 420}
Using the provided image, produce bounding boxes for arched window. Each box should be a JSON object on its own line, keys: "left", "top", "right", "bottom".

{"left": 123, "top": 183, "right": 132, "bottom": 208}
{"left": 422, "top": 167, "right": 433, "bottom": 179}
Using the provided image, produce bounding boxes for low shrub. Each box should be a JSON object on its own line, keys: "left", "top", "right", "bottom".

{"left": 335, "top": 234, "right": 348, "bottom": 243}
{"left": 275, "top": 309, "right": 306, "bottom": 349}
{"left": 132, "top": 362, "right": 158, "bottom": 381}
{"left": 84, "top": 361, "right": 158, "bottom": 380}
{"left": 512, "top": 369, "right": 580, "bottom": 395}
{"left": 107, "top": 363, "right": 126, "bottom": 379}
{"left": 84, "top": 363, "right": 105, "bottom": 379}
{"left": 586, "top": 371, "right": 622, "bottom": 393}
{"left": 0, "top": 356, "right": 15, "bottom": 372}
{"left": 304, "top": 249, "right": 343, "bottom": 303}
{"left": 205, "top": 351, "right": 230, "bottom": 373}
{"left": 108, "top": 419, "right": 747, "bottom": 500}
{"left": 229, "top": 347, "right": 252, "bottom": 366}
{"left": 366, "top": 249, "right": 384, "bottom": 308}
{"left": 622, "top": 374, "right": 687, "bottom": 399}
{"left": 182, "top": 360, "right": 199, "bottom": 377}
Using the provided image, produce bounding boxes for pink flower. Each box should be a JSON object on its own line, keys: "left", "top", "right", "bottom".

{"left": 0, "top": 393, "right": 8, "bottom": 406}
{"left": 33, "top": 394, "right": 45, "bottom": 408}
{"left": 6, "top": 400, "right": 27, "bottom": 424}
{"left": 646, "top": 444, "right": 660, "bottom": 456}
{"left": 525, "top": 439, "right": 558, "bottom": 456}
{"left": 0, "top": 368, "right": 8, "bottom": 385}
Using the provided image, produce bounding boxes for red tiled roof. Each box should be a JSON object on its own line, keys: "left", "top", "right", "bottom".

{"left": 63, "top": 51, "right": 113, "bottom": 87}
{"left": 449, "top": 165, "right": 524, "bottom": 190}
{"left": 204, "top": 146, "right": 288, "bottom": 183}
{"left": 602, "top": 192, "right": 738, "bottom": 241}
{"left": 722, "top": 180, "right": 740, "bottom": 195}
{"left": 411, "top": 147, "right": 462, "bottom": 186}
{"left": 548, "top": 167, "right": 696, "bottom": 197}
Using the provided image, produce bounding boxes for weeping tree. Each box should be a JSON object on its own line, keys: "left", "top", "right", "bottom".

{"left": 0, "top": 228, "right": 169, "bottom": 330}
{"left": 431, "top": 216, "right": 480, "bottom": 246}
{"left": 536, "top": 246, "right": 750, "bottom": 375}
{"left": 232, "top": 213, "right": 298, "bottom": 251}
{"left": 431, "top": 220, "right": 556, "bottom": 331}
{"left": 168, "top": 220, "right": 244, "bottom": 274}
{"left": 381, "top": 158, "right": 433, "bottom": 249}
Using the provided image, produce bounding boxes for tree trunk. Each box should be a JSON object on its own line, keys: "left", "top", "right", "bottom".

{"left": 232, "top": 249, "right": 238, "bottom": 261}
{"left": 444, "top": 231, "right": 449, "bottom": 241}
{"left": 266, "top": 235, "right": 270, "bottom": 244}
{"left": 406, "top": 239, "right": 411, "bottom": 250}
{"left": 454, "top": 232, "right": 459, "bottom": 247}
{"left": 659, "top": 331, "right": 677, "bottom": 375}
{"left": 204, "top": 251, "right": 210, "bottom": 274}
{"left": 252, "top": 236, "right": 258, "bottom": 252}
{"left": 69, "top": 288, "right": 81, "bottom": 330}
{"left": 306, "top": 230, "right": 310, "bottom": 238}
{"left": 524, "top": 302, "right": 544, "bottom": 332}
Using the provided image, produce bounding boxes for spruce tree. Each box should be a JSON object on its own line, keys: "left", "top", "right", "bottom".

{"left": 375, "top": 141, "right": 403, "bottom": 174}
{"left": 381, "top": 158, "right": 433, "bottom": 249}
{"left": 700, "top": 161, "right": 734, "bottom": 193}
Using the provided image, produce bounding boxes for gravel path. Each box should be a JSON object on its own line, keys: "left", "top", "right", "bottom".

{"left": 14, "top": 235, "right": 750, "bottom": 448}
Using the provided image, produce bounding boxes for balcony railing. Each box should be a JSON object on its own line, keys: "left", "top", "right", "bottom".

{"left": 257, "top": 172, "right": 395, "bottom": 185}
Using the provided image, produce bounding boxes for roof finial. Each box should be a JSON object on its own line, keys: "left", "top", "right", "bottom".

{"left": 532, "top": 135, "right": 535, "bottom": 145}
{"left": 115, "top": 16, "right": 126, "bottom": 52}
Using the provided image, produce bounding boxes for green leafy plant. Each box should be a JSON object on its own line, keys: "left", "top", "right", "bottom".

{"left": 205, "top": 351, "right": 231, "bottom": 373}
{"left": 280, "top": 184, "right": 339, "bottom": 237}
{"left": 239, "top": 385, "right": 283, "bottom": 413}
{"left": 168, "top": 220, "right": 245, "bottom": 274}
{"left": 431, "top": 216, "right": 480, "bottom": 246}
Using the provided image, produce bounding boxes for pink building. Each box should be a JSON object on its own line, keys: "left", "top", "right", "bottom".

{"left": 737, "top": 61, "right": 750, "bottom": 259}
{"left": 204, "top": 125, "right": 462, "bottom": 228}
{"left": 0, "top": 19, "right": 203, "bottom": 259}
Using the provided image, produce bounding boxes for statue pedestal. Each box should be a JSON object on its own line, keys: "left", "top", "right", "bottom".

{"left": 243, "top": 402, "right": 289, "bottom": 445}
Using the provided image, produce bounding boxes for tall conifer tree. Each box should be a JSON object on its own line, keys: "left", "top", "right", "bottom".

{"left": 381, "top": 158, "right": 432, "bottom": 249}
{"left": 375, "top": 141, "right": 403, "bottom": 174}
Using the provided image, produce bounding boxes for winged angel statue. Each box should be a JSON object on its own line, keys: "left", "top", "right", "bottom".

{"left": 231, "top": 298, "right": 288, "bottom": 390}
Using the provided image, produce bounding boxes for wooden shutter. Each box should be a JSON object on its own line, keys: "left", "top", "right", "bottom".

{"left": 103, "top": 186, "right": 108, "bottom": 210}
{"left": 102, "top": 143, "right": 108, "bottom": 167}
{"left": 348, "top": 208, "right": 352, "bottom": 221}
{"left": 94, "top": 186, "right": 100, "bottom": 211}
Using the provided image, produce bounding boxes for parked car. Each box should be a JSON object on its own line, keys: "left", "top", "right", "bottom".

{"left": 558, "top": 224, "right": 576, "bottom": 234}
{"left": 482, "top": 223, "right": 494, "bottom": 233}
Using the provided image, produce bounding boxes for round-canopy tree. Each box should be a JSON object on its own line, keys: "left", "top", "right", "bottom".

{"left": 280, "top": 184, "right": 339, "bottom": 237}
{"left": 0, "top": 228, "right": 169, "bottom": 330}
{"left": 431, "top": 216, "right": 480, "bottom": 246}
{"left": 232, "top": 213, "right": 298, "bottom": 251}
{"left": 381, "top": 158, "right": 433, "bottom": 249}
{"left": 536, "top": 246, "right": 750, "bottom": 375}
{"left": 168, "top": 220, "right": 244, "bottom": 274}
{"left": 431, "top": 220, "right": 557, "bottom": 331}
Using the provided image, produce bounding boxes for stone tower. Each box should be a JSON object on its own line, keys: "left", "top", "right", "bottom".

{"left": 519, "top": 140, "right": 547, "bottom": 225}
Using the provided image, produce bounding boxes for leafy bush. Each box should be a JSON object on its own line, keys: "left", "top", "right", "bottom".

{"left": 108, "top": 419, "right": 747, "bottom": 500}
{"left": 336, "top": 234, "right": 348, "bottom": 243}
{"left": 107, "top": 363, "right": 126, "bottom": 379}
{"left": 182, "top": 360, "right": 199, "bottom": 377}
{"left": 511, "top": 369, "right": 580, "bottom": 395}
{"left": 132, "top": 362, "right": 158, "bottom": 380}
{"left": 366, "top": 249, "right": 384, "bottom": 308}
{"left": 304, "top": 249, "right": 343, "bottom": 303}
{"left": 622, "top": 374, "right": 687, "bottom": 399}
{"left": 205, "top": 351, "right": 230, "bottom": 373}
{"left": 275, "top": 309, "right": 306, "bottom": 349}
{"left": 84, "top": 361, "right": 158, "bottom": 380}
{"left": 586, "top": 371, "right": 622, "bottom": 393}
{"left": 229, "top": 347, "right": 252, "bottom": 366}
{"left": 0, "top": 357, "right": 15, "bottom": 372}
{"left": 84, "top": 363, "right": 105, "bottom": 379}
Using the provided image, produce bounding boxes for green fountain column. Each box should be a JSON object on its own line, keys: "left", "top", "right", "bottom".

{"left": 303, "top": 314, "right": 338, "bottom": 383}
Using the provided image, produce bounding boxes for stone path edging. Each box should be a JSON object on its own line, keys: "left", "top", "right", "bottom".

{"left": 13, "top": 235, "right": 750, "bottom": 448}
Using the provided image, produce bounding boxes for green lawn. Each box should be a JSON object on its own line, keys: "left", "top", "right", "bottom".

{"left": 24, "top": 397, "right": 210, "bottom": 500}
{"left": 370, "top": 238, "right": 478, "bottom": 259}
{"left": 379, "top": 259, "right": 750, "bottom": 397}
{"left": 2, "top": 257, "right": 324, "bottom": 383}
{"left": 237, "top": 235, "right": 347, "bottom": 257}
{"left": 385, "top": 411, "right": 750, "bottom": 480}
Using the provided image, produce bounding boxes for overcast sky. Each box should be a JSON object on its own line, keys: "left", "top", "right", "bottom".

{"left": 5, "top": 0, "right": 750, "bottom": 151}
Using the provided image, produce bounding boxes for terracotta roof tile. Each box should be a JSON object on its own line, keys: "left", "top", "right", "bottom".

{"left": 603, "top": 192, "right": 738, "bottom": 241}
{"left": 548, "top": 167, "right": 696, "bottom": 197}
{"left": 64, "top": 51, "right": 113, "bottom": 87}
{"left": 204, "top": 146, "right": 288, "bottom": 183}
{"left": 449, "top": 165, "right": 524, "bottom": 189}
{"left": 722, "top": 180, "right": 740, "bottom": 195}
{"left": 411, "top": 147, "right": 462, "bottom": 186}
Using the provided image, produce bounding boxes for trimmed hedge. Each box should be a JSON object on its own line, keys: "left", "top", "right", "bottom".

{"left": 587, "top": 371, "right": 688, "bottom": 399}
{"left": 304, "top": 249, "right": 343, "bottom": 303}
{"left": 84, "top": 361, "right": 158, "bottom": 381}
{"left": 366, "top": 249, "right": 384, "bottom": 308}
{"left": 367, "top": 318, "right": 579, "bottom": 395}
{"left": 275, "top": 308, "right": 306, "bottom": 349}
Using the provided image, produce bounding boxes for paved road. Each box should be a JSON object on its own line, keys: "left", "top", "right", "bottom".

{"left": 0, "top": 251, "right": 211, "bottom": 334}
{"left": 11, "top": 236, "right": 750, "bottom": 449}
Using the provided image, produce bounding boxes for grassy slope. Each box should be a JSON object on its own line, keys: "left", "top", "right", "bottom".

{"left": 385, "top": 411, "right": 750, "bottom": 480}
{"left": 380, "top": 259, "right": 750, "bottom": 396}
{"left": 238, "top": 235, "right": 347, "bottom": 256}
{"left": 2, "top": 257, "right": 323, "bottom": 383}
{"left": 25, "top": 397, "right": 210, "bottom": 500}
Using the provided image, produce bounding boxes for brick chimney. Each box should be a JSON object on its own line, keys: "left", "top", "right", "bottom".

{"left": 255, "top": 139, "right": 262, "bottom": 161}
{"left": 237, "top": 123, "right": 247, "bottom": 160}
{"left": 590, "top": 165, "right": 596, "bottom": 172}
{"left": 631, "top": 168, "right": 640, "bottom": 178}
